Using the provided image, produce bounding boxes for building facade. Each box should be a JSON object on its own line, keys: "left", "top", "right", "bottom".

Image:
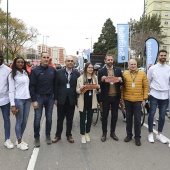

{"left": 37, "top": 44, "right": 66, "bottom": 65}
{"left": 145, "top": 0, "right": 170, "bottom": 61}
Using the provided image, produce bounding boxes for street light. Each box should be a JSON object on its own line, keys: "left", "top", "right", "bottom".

{"left": 42, "top": 35, "right": 49, "bottom": 52}
{"left": 86, "top": 36, "right": 93, "bottom": 52}
{"left": 6, "top": 0, "right": 9, "bottom": 63}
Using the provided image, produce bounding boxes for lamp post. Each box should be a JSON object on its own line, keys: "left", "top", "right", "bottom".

{"left": 6, "top": 0, "right": 9, "bottom": 63}
{"left": 86, "top": 36, "right": 92, "bottom": 52}
{"left": 42, "top": 35, "right": 49, "bottom": 52}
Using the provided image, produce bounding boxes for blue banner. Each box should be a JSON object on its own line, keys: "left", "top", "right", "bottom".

{"left": 117, "top": 24, "right": 129, "bottom": 63}
{"left": 145, "top": 38, "right": 159, "bottom": 71}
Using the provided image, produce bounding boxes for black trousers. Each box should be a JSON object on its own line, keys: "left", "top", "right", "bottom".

{"left": 124, "top": 100, "right": 142, "bottom": 139}
{"left": 80, "top": 108, "right": 93, "bottom": 135}
{"left": 102, "top": 96, "right": 119, "bottom": 134}
{"left": 55, "top": 97, "right": 75, "bottom": 137}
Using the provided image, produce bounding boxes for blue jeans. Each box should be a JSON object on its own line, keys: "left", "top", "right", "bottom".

{"left": 34, "top": 94, "right": 54, "bottom": 139}
{"left": 0, "top": 103, "right": 11, "bottom": 141}
{"left": 148, "top": 95, "right": 168, "bottom": 132}
{"left": 15, "top": 99, "right": 31, "bottom": 139}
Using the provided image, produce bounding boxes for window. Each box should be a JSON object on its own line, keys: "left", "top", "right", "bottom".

{"left": 165, "top": 12, "right": 169, "bottom": 17}
{"left": 164, "top": 21, "right": 168, "bottom": 25}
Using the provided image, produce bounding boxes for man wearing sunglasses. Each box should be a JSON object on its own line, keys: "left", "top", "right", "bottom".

{"left": 53, "top": 56, "right": 80, "bottom": 143}
{"left": 147, "top": 49, "right": 170, "bottom": 144}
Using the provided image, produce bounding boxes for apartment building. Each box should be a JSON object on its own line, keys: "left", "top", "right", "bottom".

{"left": 37, "top": 44, "right": 66, "bottom": 65}
{"left": 145, "top": 0, "right": 170, "bottom": 61}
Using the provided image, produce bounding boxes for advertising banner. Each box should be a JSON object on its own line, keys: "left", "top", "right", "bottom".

{"left": 117, "top": 24, "right": 129, "bottom": 63}
{"left": 145, "top": 37, "right": 159, "bottom": 71}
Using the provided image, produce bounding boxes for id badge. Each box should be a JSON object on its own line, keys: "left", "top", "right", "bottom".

{"left": 110, "top": 82, "right": 114, "bottom": 85}
{"left": 132, "top": 83, "right": 135, "bottom": 88}
{"left": 89, "top": 91, "right": 92, "bottom": 96}
{"left": 66, "top": 83, "right": 70, "bottom": 88}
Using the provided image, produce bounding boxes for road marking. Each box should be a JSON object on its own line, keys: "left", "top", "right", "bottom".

{"left": 27, "top": 148, "right": 40, "bottom": 170}
{"left": 143, "top": 123, "right": 170, "bottom": 143}
{"left": 27, "top": 116, "right": 45, "bottom": 170}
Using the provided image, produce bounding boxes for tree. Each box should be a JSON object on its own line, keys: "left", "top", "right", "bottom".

{"left": 0, "top": 8, "right": 39, "bottom": 60}
{"left": 93, "top": 18, "right": 117, "bottom": 54}
{"left": 130, "top": 14, "right": 166, "bottom": 66}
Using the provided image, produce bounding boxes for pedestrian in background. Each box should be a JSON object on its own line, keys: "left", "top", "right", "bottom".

{"left": 0, "top": 51, "right": 14, "bottom": 149}
{"left": 52, "top": 56, "right": 80, "bottom": 143}
{"left": 30, "top": 52, "right": 56, "bottom": 147}
{"left": 147, "top": 49, "right": 170, "bottom": 144}
{"left": 98, "top": 54, "right": 123, "bottom": 142}
{"left": 76, "top": 62, "right": 100, "bottom": 143}
{"left": 121, "top": 59, "right": 148, "bottom": 146}
{"left": 9, "top": 57, "right": 31, "bottom": 150}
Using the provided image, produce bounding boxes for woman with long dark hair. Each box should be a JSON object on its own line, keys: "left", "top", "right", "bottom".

{"left": 9, "top": 57, "right": 31, "bottom": 150}
{"left": 76, "top": 62, "right": 100, "bottom": 143}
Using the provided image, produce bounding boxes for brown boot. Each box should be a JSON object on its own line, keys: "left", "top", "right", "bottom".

{"left": 101, "top": 133, "right": 107, "bottom": 142}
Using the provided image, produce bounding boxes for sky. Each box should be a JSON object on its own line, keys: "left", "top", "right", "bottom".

{"left": 1, "top": 0, "right": 144, "bottom": 55}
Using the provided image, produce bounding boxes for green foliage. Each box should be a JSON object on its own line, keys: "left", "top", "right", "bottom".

{"left": 0, "top": 8, "right": 39, "bottom": 60}
{"left": 93, "top": 18, "right": 117, "bottom": 55}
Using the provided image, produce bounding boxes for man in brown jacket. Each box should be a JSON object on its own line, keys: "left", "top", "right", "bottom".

{"left": 121, "top": 59, "right": 148, "bottom": 146}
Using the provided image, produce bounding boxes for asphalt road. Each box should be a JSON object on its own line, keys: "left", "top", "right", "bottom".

{"left": 0, "top": 106, "right": 170, "bottom": 170}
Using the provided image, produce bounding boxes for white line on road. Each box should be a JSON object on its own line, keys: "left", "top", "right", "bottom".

{"left": 27, "top": 148, "right": 40, "bottom": 170}
{"left": 27, "top": 116, "right": 45, "bottom": 170}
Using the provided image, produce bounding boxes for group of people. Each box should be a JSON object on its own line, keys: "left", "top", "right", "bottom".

{"left": 0, "top": 49, "right": 169, "bottom": 151}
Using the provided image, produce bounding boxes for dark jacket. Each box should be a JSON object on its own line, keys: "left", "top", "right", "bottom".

{"left": 55, "top": 68, "right": 80, "bottom": 105}
{"left": 29, "top": 65, "right": 56, "bottom": 102}
{"left": 98, "top": 66, "right": 124, "bottom": 102}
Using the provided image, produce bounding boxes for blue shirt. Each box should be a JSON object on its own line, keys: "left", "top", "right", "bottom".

{"left": 30, "top": 65, "right": 56, "bottom": 102}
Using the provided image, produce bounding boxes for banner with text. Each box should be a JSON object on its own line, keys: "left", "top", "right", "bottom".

{"left": 117, "top": 24, "right": 129, "bottom": 63}
{"left": 145, "top": 37, "right": 159, "bottom": 71}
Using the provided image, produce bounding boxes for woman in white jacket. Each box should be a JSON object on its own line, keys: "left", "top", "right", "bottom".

{"left": 9, "top": 57, "right": 31, "bottom": 150}
{"left": 76, "top": 62, "right": 100, "bottom": 143}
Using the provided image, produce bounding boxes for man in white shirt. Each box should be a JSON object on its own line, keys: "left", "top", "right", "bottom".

{"left": 0, "top": 51, "right": 14, "bottom": 149}
{"left": 147, "top": 49, "right": 170, "bottom": 144}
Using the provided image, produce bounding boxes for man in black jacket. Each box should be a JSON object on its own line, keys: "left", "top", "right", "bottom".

{"left": 52, "top": 56, "right": 80, "bottom": 143}
{"left": 30, "top": 52, "right": 56, "bottom": 147}
{"left": 98, "top": 54, "right": 124, "bottom": 142}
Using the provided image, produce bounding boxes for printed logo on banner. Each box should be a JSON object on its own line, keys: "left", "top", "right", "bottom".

{"left": 145, "top": 38, "right": 159, "bottom": 71}
{"left": 117, "top": 24, "right": 129, "bottom": 63}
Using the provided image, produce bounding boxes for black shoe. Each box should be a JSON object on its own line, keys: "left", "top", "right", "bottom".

{"left": 46, "top": 135, "right": 52, "bottom": 145}
{"left": 101, "top": 133, "right": 106, "bottom": 142}
{"left": 34, "top": 138, "right": 40, "bottom": 147}
{"left": 135, "top": 140, "right": 141, "bottom": 146}
{"left": 124, "top": 136, "right": 132, "bottom": 142}
{"left": 110, "top": 133, "right": 119, "bottom": 141}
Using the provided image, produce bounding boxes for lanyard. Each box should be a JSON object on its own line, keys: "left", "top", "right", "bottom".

{"left": 129, "top": 71, "right": 138, "bottom": 82}
{"left": 65, "top": 71, "right": 72, "bottom": 83}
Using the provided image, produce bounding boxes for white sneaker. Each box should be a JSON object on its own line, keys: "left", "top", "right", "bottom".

{"left": 153, "top": 121, "right": 156, "bottom": 126}
{"left": 4, "top": 139, "right": 14, "bottom": 149}
{"left": 85, "top": 133, "right": 90, "bottom": 142}
{"left": 148, "top": 133, "right": 154, "bottom": 143}
{"left": 17, "top": 142, "right": 28, "bottom": 150}
{"left": 81, "top": 135, "right": 86, "bottom": 144}
{"left": 156, "top": 134, "right": 167, "bottom": 144}
{"left": 15, "top": 140, "right": 28, "bottom": 147}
